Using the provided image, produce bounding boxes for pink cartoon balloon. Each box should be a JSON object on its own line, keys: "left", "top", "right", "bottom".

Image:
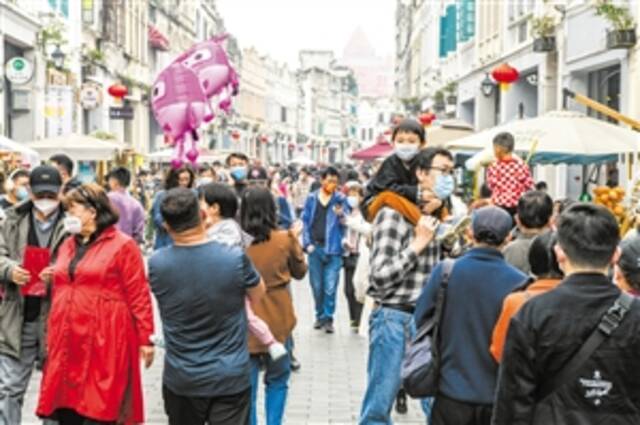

{"left": 175, "top": 34, "right": 240, "bottom": 120}
{"left": 151, "top": 63, "right": 208, "bottom": 168}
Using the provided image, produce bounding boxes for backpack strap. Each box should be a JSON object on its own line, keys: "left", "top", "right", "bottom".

{"left": 538, "top": 291, "right": 635, "bottom": 400}
{"left": 431, "top": 259, "right": 455, "bottom": 345}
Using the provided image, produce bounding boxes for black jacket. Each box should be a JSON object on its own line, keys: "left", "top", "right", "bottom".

{"left": 363, "top": 154, "right": 417, "bottom": 208}
{"left": 492, "top": 273, "right": 640, "bottom": 425}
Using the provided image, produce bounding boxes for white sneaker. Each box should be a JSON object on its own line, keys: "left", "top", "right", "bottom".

{"left": 268, "top": 342, "right": 288, "bottom": 361}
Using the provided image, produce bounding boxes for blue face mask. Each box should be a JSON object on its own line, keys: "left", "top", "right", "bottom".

{"left": 434, "top": 174, "right": 455, "bottom": 200}
{"left": 230, "top": 167, "right": 247, "bottom": 182}
{"left": 15, "top": 186, "right": 29, "bottom": 201}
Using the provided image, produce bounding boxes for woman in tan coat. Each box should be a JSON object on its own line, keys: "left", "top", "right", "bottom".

{"left": 240, "top": 187, "right": 307, "bottom": 425}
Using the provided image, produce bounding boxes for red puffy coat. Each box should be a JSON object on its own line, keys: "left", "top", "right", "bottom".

{"left": 37, "top": 226, "right": 154, "bottom": 424}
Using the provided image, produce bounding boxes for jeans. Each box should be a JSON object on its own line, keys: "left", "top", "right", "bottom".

{"left": 359, "top": 307, "right": 432, "bottom": 425}
{"left": 343, "top": 254, "right": 363, "bottom": 326}
{"left": 163, "top": 385, "right": 250, "bottom": 425}
{"left": 249, "top": 340, "right": 292, "bottom": 425}
{"left": 308, "top": 246, "right": 343, "bottom": 323}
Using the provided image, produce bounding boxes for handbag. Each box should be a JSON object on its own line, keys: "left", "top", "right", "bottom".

{"left": 538, "top": 291, "right": 635, "bottom": 400}
{"left": 401, "top": 258, "right": 455, "bottom": 398}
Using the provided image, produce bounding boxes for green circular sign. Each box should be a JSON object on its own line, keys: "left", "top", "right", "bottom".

{"left": 5, "top": 57, "right": 33, "bottom": 85}
{"left": 13, "top": 59, "right": 24, "bottom": 71}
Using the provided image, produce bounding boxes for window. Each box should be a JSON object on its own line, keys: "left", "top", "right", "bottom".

{"left": 518, "top": 21, "right": 528, "bottom": 43}
{"left": 82, "top": 0, "right": 94, "bottom": 24}
{"left": 369, "top": 128, "right": 373, "bottom": 141}
{"left": 440, "top": 5, "right": 458, "bottom": 57}
{"left": 281, "top": 106, "right": 287, "bottom": 123}
{"left": 378, "top": 112, "right": 384, "bottom": 123}
{"left": 361, "top": 128, "right": 366, "bottom": 140}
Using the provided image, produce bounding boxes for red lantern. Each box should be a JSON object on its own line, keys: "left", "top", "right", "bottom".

{"left": 231, "top": 130, "right": 240, "bottom": 141}
{"left": 260, "top": 135, "right": 268, "bottom": 144}
{"left": 491, "top": 63, "right": 519, "bottom": 92}
{"left": 108, "top": 83, "right": 128, "bottom": 99}
{"left": 419, "top": 112, "right": 436, "bottom": 127}
{"left": 288, "top": 143, "right": 295, "bottom": 150}
{"left": 306, "top": 143, "right": 312, "bottom": 150}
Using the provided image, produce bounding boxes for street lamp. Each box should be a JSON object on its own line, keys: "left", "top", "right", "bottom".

{"left": 51, "top": 44, "right": 65, "bottom": 70}
{"left": 481, "top": 73, "right": 495, "bottom": 97}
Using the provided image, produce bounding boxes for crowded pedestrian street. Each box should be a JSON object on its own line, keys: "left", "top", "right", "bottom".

{"left": 3, "top": 0, "right": 640, "bottom": 425}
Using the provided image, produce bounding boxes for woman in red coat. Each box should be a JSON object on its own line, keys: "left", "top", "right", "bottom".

{"left": 37, "top": 184, "right": 155, "bottom": 425}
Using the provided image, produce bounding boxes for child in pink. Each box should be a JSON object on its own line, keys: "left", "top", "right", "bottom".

{"left": 202, "top": 197, "right": 287, "bottom": 361}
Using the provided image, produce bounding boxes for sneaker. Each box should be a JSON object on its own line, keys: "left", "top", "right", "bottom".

{"left": 267, "top": 342, "right": 288, "bottom": 361}
{"left": 290, "top": 354, "right": 301, "bottom": 372}
{"left": 313, "top": 320, "right": 324, "bottom": 330}
{"left": 324, "top": 322, "right": 335, "bottom": 334}
{"left": 395, "top": 390, "right": 408, "bottom": 415}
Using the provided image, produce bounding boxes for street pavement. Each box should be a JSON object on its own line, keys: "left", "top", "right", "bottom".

{"left": 23, "top": 275, "right": 426, "bottom": 424}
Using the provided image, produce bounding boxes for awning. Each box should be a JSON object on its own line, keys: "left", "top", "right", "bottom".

{"left": 148, "top": 24, "right": 169, "bottom": 51}
{"left": 26, "top": 134, "right": 124, "bottom": 161}
{"left": 351, "top": 140, "right": 393, "bottom": 161}
{"left": 0, "top": 135, "right": 40, "bottom": 167}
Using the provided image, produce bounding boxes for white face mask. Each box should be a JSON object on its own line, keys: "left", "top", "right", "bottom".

{"left": 63, "top": 216, "right": 82, "bottom": 234}
{"left": 395, "top": 144, "right": 419, "bottom": 162}
{"left": 34, "top": 199, "right": 60, "bottom": 216}
{"left": 347, "top": 196, "right": 359, "bottom": 208}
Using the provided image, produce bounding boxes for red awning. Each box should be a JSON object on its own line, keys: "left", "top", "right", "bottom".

{"left": 148, "top": 24, "right": 169, "bottom": 51}
{"left": 351, "top": 140, "right": 394, "bottom": 160}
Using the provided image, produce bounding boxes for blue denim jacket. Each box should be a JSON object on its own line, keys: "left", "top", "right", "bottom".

{"left": 302, "top": 190, "right": 350, "bottom": 256}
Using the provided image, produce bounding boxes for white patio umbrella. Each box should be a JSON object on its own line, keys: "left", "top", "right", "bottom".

{"left": 0, "top": 135, "right": 41, "bottom": 167}
{"left": 146, "top": 148, "right": 227, "bottom": 164}
{"left": 447, "top": 110, "right": 640, "bottom": 165}
{"left": 426, "top": 119, "right": 474, "bottom": 147}
{"left": 26, "top": 134, "right": 125, "bottom": 161}
{"left": 290, "top": 155, "right": 316, "bottom": 166}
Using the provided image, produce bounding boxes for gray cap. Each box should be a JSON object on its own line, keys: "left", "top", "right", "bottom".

{"left": 472, "top": 206, "right": 513, "bottom": 245}
{"left": 619, "top": 236, "right": 640, "bottom": 275}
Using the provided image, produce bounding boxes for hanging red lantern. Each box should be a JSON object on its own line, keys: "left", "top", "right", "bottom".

{"left": 306, "top": 143, "right": 312, "bottom": 150}
{"left": 108, "top": 83, "right": 128, "bottom": 99}
{"left": 491, "top": 63, "right": 519, "bottom": 92}
{"left": 288, "top": 143, "right": 295, "bottom": 150}
{"left": 231, "top": 130, "right": 240, "bottom": 141}
{"left": 260, "top": 135, "right": 268, "bottom": 144}
{"left": 419, "top": 112, "right": 436, "bottom": 127}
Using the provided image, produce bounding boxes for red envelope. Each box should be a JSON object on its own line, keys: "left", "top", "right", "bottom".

{"left": 21, "top": 246, "right": 51, "bottom": 297}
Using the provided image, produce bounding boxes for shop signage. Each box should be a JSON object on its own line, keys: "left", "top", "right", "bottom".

{"left": 5, "top": 57, "right": 34, "bottom": 85}
{"left": 45, "top": 86, "right": 73, "bottom": 137}
{"left": 79, "top": 83, "right": 102, "bottom": 110}
{"left": 109, "top": 106, "right": 134, "bottom": 120}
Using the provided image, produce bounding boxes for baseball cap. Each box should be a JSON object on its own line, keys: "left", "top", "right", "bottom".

{"left": 618, "top": 236, "right": 640, "bottom": 275}
{"left": 472, "top": 206, "right": 513, "bottom": 245}
{"left": 29, "top": 165, "right": 62, "bottom": 195}
{"left": 248, "top": 166, "right": 269, "bottom": 181}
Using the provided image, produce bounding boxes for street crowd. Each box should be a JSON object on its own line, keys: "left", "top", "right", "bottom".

{"left": 0, "top": 118, "right": 639, "bottom": 425}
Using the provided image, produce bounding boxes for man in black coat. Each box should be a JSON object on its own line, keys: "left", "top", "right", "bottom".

{"left": 492, "top": 203, "right": 640, "bottom": 425}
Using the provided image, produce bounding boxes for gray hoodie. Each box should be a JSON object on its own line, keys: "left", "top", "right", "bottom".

{"left": 207, "top": 219, "right": 253, "bottom": 248}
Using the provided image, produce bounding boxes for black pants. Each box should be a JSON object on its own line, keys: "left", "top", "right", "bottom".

{"left": 55, "top": 409, "right": 115, "bottom": 425}
{"left": 163, "top": 385, "right": 251, "bottom": 425}
{"left": 431, "top": 394, "right": 493, "bottom": 425}
{"left": 343, "top": 254, "right": 363, "bottom": 326}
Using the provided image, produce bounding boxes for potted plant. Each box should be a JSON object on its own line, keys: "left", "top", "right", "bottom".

{"left": 595, "top": 0, "right": 637, "bottom": 49}
{"left": 444, "top": 82, "right": 457, "bottom": 105}
{"left": 433, "top": 90, "right": 446, "bottom": 112}
{"left": 531, "top": 15, "right": 556, "bottom": 52}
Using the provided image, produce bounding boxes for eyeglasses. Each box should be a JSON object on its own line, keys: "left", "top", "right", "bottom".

{"left": 429, "top": 166, "right": 454, "bottom": 176}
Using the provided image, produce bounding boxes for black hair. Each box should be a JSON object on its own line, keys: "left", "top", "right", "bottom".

{"left": 346, "top": 170, "right": 360, "bottom": 182}
{"left": 164, "top": 166, "right": 195, "bottom": 190}
{"left": 226, "top": 152, "right": 249, "bottom": 167}
{"left": 557, "top": 203, "right": 620, "bottom": 269}
{"left": 392, "top": 119, "right": 425, "bottom": 144}
{"left": 529, "top": 231, "right": 563, "bottom": 279}
{"left": 199, "top": 183, "right": 238, "bottom": 219}
{"left": 321, "top": 166, "right": 340, "bottom": 180}
{"left": 10, "top": 169, "right": 29, "bottom": 181}
{"left": 160, "top": 188, "right": 202, "bottom": 233}
{"left": 414, "top": 147, "right": 454, "bottom": 172}
{"left": 212, "top": 160, "right": 222, "bottom": 167}
{"left": 107, "top": 167, "right": 131, "bottom": 188}
{"left": 493, "top": 132, "right": 515, "bottom": 153}
{"left": 50, "top": 154, "right": 74, "bottom": 175}
{"left": 480, "top": 183, "right": 492, "bottom": 199}
{"left": 554, "top": 199, "right": 575, "bottom": 216}
{"left": 517, "top": 190, "right": 553, "bottom": 229}
{"left": 240, "top": 187, "right": 277, "bottom": 244}
{"left": 535, "top": 181, "right": 548, "bottom": 191}
{"left": 198, "top": 164, "right": 214, "bottom": 176}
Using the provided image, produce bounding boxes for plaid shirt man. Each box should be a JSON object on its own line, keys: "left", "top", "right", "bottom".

{"left": 367, "top": 207, "right": 441, "bottom": 305}
{"left": 486, "top": 156, "right": 534, "bottom": 209}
